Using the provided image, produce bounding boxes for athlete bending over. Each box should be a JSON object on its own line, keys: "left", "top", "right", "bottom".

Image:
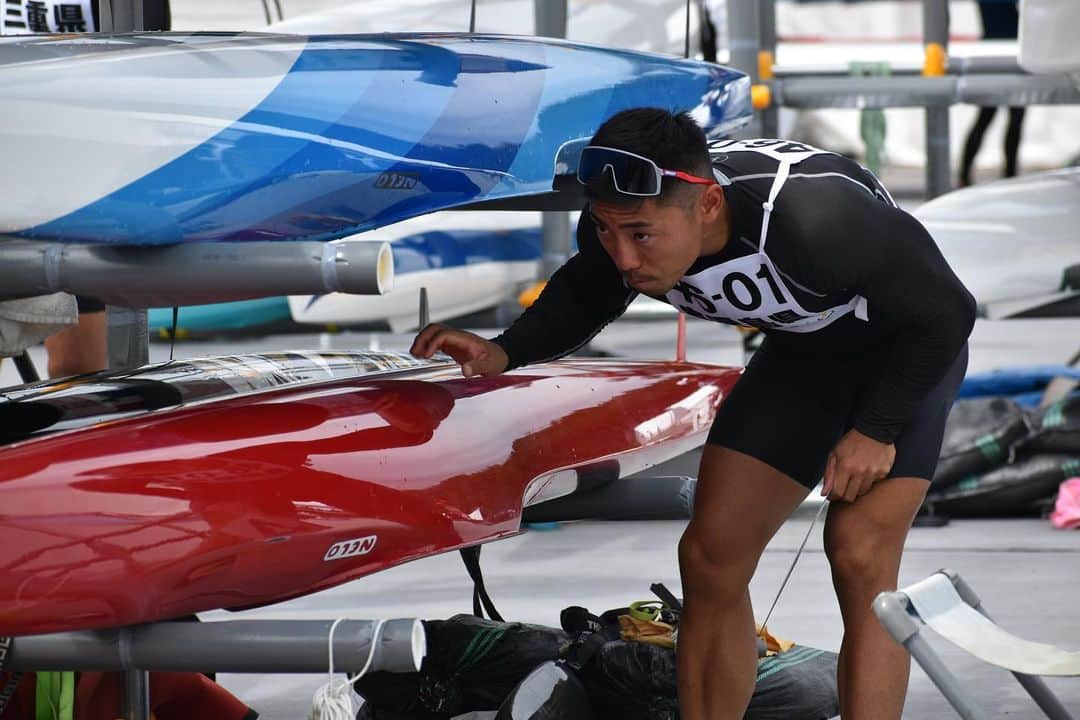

{"left": 411, "top": 108, "right": 975, "bottom": 719}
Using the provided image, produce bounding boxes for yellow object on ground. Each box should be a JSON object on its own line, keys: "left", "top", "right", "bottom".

{"left": 756, "top": 624, "right": 796, "bottom": 656}
{"left": 619, "top": 615, "right": 676, "bottom": 649}
{"left": 619, "top": 615, "right": 796, "bottom": 655}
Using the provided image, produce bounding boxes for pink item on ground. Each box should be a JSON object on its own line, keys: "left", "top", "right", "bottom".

{"left": 1050, "top": 478, "right": 1080, "bottom": 529}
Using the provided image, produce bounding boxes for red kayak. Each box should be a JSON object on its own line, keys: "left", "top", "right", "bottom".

{"left": 0, "top": 352, "right": 740, "bottom": 635}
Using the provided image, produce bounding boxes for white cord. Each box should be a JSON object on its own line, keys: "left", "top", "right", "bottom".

{"left": 759, "top": 500, "right": 829, "bottom": 635}
{"left": 308, "top": 618, "right": 386, "bottom": 720}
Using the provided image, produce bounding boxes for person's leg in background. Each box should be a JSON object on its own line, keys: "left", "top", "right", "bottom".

{"left": 44, "top": 296, "right": 108, "bottom": 377}
{"left": 1003, "top": 106, "right": 1026, "bottom": 178}
{"left": 958, "top": 106, "right": 997, "bottom": 187}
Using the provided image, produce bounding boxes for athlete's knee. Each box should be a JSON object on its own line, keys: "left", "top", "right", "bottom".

{"left": 678, "top": 524, "right": 756, "bottom": 601}
{"left": 824, "top": 513, "right": 903, "bottom": 589}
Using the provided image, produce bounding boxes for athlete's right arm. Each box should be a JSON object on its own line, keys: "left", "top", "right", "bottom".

{"left": 491, "top": 212, "right": 637, "bottom": 370}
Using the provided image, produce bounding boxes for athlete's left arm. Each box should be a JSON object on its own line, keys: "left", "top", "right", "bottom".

{"left": 801, "top": 181, "right": 977, "bottom": 445}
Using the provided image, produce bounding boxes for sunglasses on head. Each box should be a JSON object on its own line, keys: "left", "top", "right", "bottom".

{"left": 576, "top": 145, "right": 716, "bottom": 197}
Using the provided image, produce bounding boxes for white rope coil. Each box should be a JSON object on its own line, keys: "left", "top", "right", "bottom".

{"left": 308, "top": 618, "right": 386, "bottom": 720}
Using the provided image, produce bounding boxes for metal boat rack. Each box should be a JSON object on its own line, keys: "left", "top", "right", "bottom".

{"left": 3, "top": 618, "right": 425, "bottom": 720}
{"left": 727, "top": 0, "right": 1079, "bottom": 200}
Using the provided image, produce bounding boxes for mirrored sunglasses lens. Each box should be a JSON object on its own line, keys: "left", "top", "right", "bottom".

{"left": 578, "top": 149, "right": 659, "bottom": 195}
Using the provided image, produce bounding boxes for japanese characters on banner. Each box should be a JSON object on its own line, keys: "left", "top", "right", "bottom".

{"left": 2, "top": 0, "right": 95, "bottom": 34}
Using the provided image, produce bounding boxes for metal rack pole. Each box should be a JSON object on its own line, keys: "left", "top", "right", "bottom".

{"left": 535, "top": 0, "right": 572, "bottom": 278}
{"left": 923, "top": 0, "right": 951, "bottom": 198}
{"left": 727, "top": 0, "right": 761, "bottom": 138}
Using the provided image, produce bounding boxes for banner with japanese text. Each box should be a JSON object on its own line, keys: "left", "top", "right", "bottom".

{"left": 2, "top": 0, "right": 95, "bottom": 34}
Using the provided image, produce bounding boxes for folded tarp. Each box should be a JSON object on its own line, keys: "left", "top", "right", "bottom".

{"left": 925, "top": 453, "right": 1080, "bottom": 517}
{"left": 932, "top": 397, "right": 1032, "bottom": 490}
{"left": 1024, "top": 395, "right": 1080, "bottom": 454}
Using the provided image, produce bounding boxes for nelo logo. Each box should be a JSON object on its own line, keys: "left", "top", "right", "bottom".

{"left": 374, "top": 172, "right": 419, "bottom": 190}
{"left": 323, "top": 535, "right": 378, "bottom": 561}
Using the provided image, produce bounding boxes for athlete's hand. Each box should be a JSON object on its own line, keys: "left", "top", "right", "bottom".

{"left": 410, "top": 323, "right": 509, "bottom": 377}
{"left": 822, "top": 429, "right": 896, "bottom": 502}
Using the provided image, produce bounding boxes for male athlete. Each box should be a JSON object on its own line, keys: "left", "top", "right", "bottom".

{"left": 411, "top": 108, "right": 975, "bottom": 719}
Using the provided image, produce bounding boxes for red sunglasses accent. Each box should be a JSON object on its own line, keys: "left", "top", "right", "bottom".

{"left": 664, "top": 169, "right": 716, "bottom": 185}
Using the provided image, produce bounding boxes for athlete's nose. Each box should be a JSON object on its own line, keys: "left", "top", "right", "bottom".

{"left": 609, "top": 237, "right": 642, "bottom": 274}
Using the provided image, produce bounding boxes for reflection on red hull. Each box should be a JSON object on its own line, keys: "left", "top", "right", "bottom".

{"left": 0, "top": 359, "right": 740, "bottom": 635}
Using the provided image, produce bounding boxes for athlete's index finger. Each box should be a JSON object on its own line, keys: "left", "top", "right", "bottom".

{"left": 410, "top": 323, "right": 447, "bottom": 358}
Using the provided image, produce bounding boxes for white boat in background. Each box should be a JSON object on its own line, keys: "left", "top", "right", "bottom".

{"left": 268, "top": 0, "right": 719, "bottom": 57}
{"left": 288, "top": 212, "right": 544, "bottom": 332}
{"left": 914, "top": 168, "right": 1080, "bottom": 320}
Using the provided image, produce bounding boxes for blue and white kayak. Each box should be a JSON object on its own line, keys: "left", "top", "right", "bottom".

{"left": 0, "top": 32, "right": 751, "bottom": 247}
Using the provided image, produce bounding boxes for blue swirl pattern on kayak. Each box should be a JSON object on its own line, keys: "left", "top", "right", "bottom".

{"left": 12, "top": 33, "right": 750, "bottom": 245}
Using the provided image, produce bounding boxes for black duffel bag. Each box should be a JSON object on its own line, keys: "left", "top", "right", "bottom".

{"left": 925, "top": 453, "right": 1080, "bottom": 518}
{"left": 933, "top": 397, "right": 1032, "bottom": 489}
{"left": 355, "top": 615, "right": 568, "bottom": 720}
{"left": 1024, "top": 395, "right": 1080, "bottom": 454}
{"left": 577, "top": 638, "right": 839, "bottom": 720}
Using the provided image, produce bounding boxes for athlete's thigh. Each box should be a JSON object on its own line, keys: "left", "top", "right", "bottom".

{"left": 824, "top": 474, "right": 929, "bottom": 556}
{"left": 708, "top": 340, "right": 858, "bottom": 490}
{"left": 825, "top": 346, "right": 971, "bottom": 556}
{"left": 690, "top": 445, "right": 810, "bottom": 557}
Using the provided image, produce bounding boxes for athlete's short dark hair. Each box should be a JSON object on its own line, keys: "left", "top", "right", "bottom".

{"left": 584, "top": 107, "right": 713, "bottom": 207}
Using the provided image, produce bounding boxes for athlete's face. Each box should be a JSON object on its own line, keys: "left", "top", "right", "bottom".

{"left": 589, "top": 193, "right": 712, "bottom": 296}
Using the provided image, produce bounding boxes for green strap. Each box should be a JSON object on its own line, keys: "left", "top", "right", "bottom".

{"left": 756, "top": 646, "right": 825, "bottom": 682}
{"left": 457, "top": 626, "right": 510, "bottom": 673}
{"left": 34, "top": 672, "right": 74, "bottom": 720}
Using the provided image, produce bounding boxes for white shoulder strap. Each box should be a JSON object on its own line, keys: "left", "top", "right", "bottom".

{"left": 758, "top": 160, "right": 792, "bottom": 253}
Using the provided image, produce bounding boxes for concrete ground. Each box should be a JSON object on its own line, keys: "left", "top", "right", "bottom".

{"left": 6, "top": 318, "right": 1070, "bottom": 719}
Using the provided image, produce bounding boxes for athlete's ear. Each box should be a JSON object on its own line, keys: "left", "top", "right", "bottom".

{"left": 698, "top": 183, "right": 726, "bottom": 223}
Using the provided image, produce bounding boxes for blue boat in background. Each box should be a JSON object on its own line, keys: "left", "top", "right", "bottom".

{"left": 148, "top": 298, "right": 294, "bottom": 337}
{"left": 1, "top": 31, "right": 751, "bottom": 311}
{"left": 1, "top": 32, "right": 751, "bottom": 247}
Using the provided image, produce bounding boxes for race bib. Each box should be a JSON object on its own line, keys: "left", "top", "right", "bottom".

{"left": 665, "top": 254, "right": 867, "bottom": 333}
